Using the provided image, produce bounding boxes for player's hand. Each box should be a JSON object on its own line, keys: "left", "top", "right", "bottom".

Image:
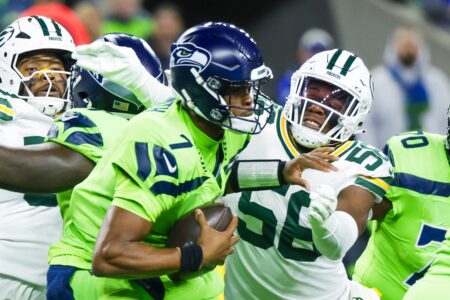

{"left": 308, "top": 184, "right": 338, "bottom": 224}
{"left": 72, "top": 41, "right": 172, "bottom": 106}
{"left": 195, "top": 209, "right": 239, "bottom": 268}
{"left": 282, "top": 147, "right": 338, "bottom": 190}
{"left": 73, "top": 41, "right": 142, "bottom": 83}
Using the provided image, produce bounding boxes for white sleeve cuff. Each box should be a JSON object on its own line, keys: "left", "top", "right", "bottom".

{"left": 310, "top": 210, "right": 358, "bottom": 260}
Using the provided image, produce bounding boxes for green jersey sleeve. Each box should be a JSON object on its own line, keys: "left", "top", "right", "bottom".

{"left": 46, "top": 108, "right": 127, "bottom": 162}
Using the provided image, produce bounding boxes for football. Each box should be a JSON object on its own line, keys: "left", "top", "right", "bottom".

{"left": 166, "top": 202, "right": 233, "bottom": 248}
{"left": 166, "top": 202, "right": 233, "bottom": 281}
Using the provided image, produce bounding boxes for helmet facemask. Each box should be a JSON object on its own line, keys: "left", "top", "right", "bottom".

{"left": 185, "top": 64, "right": 273, "bottom": 135}
{"left": 283, "top": 76, "right": 366, "bottom": 148}
{"left": 19, "top": 68, "right": 71, "bottom": 117}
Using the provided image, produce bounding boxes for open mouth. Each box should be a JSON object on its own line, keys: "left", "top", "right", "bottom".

{"left": 302, "top": 118, "right": 322, "bottom": 131}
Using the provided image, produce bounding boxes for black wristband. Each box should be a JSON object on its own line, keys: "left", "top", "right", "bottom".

{"left": 278, "top": 160, "right": 287, "bottom": 185}
{"left": 179, "top": 242, "right": 203, "bottom": 272}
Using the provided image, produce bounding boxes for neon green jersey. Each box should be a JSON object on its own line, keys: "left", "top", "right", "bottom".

{"left": 49, "top": 100, "right": 249, "bottom": 298}
{"left": 46, "top": 108, "right": 128, "bottom": 224}
{"left": 354, "top": 131, "right": 450, "bottom": 300}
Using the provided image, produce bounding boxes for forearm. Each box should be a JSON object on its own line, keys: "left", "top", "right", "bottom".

{"left": 227, "top": 159, "right": 286, "bottom": 193}
{"left": 310, "top": 210, "right": 358, "bottom": 260}
{"left": 92, "top": 241, "right": 181, "bottom": 279}
{"left": 0, "top": 143, "right": 94, "bottom": 193}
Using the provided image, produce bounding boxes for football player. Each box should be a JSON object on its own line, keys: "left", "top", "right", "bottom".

{"left": 46, "top": 22, "right": 338, "bottom": 300}
{"left": 0, "top": 16, "right": 74, "bottom": 300}
{"left": 221, "top": 50, "right": 393, "bottom": 300}
{"left": 354, "top": 105, "right": 450, "bottom": 299}
{"left": 0, "top": 32, "right": 164, "bottom": 299}
{"left": 73, "top": 29, "right": 390, "bottom": 298}
{"left": 402, "top": 106, "right": 450, "bottom": 300}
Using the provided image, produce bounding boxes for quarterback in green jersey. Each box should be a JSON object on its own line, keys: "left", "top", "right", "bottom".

{"left": 353, "top": 106, "right": 450, "bottom": 299}
{"left": 0, "top": 33, "right": 164, "bottom": 225}
{"left": 47, "top": 22, "right": 338, "bottom": 300}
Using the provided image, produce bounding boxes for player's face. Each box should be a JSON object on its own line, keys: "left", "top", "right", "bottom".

{"left": 17, "top": 52, "right": 67, "bottom": 98}
{"left": 302, "top": 79, "right": 349, "bottom": 133}
{"left": 222, "top": 85, "right": 254, "bottom": 117}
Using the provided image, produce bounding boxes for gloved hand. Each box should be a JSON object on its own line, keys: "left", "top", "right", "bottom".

{"left": 72, "top": 41, "right": 173, "bottom": 107}
{"left": 308, "top": 184, "right": 338, "bottom": 224}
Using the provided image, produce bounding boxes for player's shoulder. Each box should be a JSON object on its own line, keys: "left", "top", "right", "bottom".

{"left": 0, "top": 88, "right": 20, "bottom": 122}
{"left": 124, "top": 99, "right": 182, "bottom": 142}
{"left": 58, "top": 108, "right": 126, "bottom": 128}
{"left": 333, "top": 139, "right": 392, "bottom": 178}
{"left": 386, "top": 131, "right": 445, "bottom": 147}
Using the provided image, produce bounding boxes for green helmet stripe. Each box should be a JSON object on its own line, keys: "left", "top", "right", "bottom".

{"left": 31, "top": 16, "right": 49, "bottom": 36}
{"left": 51, "top": 20, "right": 62, "bottom": 37}
{"left": 340, "top": 55, "right": 357, "bottom": 75}
{"left": 326, "top": 49, "right": 342, "bottom": 70}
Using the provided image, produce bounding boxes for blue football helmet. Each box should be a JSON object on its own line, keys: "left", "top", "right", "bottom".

{"left": 70, "top": 33, "right": 164, "bottom": 117}
{"left": 169, "top": 22, "right": 273, "bottom": 134}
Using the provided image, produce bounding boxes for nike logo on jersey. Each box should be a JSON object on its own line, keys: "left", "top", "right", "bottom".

{"left": 163, "top": 152, "right": 177, "bottom": 173}
{"left": 60, "top": 111, "right": 79, "bottom": 122}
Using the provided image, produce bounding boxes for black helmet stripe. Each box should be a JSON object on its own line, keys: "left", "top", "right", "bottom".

{"left": 31, "top": 16, "right": 62, "bottom": 37}
{"left": 341, "top": 55, "right": 357, "bottom": 76}
{"left": 51, "top": 20, "right": 62, "bottom": 37}
{"left": 326, "top": 49, "right": 342, "bottom": 71}
{"left": 326, "top": 49, "right": 357, "bottom": 76}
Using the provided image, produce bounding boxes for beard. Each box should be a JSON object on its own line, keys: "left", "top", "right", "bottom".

{"left": 399, "top": 53, "right": 416, "bottom": 67}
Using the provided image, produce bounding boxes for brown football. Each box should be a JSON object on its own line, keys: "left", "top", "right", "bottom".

{"left": 166, "top": 202, "right": 233, "bottom": 281}
{"left": 166, "top": 202, "right": 233, "bottom": 248}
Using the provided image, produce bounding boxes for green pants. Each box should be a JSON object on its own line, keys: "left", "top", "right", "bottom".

{"left": 70, "top": 269, "right": 223, "bottom": 300}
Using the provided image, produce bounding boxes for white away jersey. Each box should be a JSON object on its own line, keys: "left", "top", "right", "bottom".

{"left": 223, "top": 107, "right": 392, "bottom": 300}
{"left": 0, "top": 92, "right": 62, "bottom": 287}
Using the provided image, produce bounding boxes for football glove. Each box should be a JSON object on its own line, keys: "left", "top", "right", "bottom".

{"left": 72, "top": 41, "right": 173, "bottom": 107}
{"left": 308, "top": 184, "right": 338, "bottom": 224}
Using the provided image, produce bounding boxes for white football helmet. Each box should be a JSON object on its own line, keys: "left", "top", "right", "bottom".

{"left": 283, "top": 49, "right": 374, "bottom": 148}
{"left": 0, "top": 16, "right": 75, "bottom": 117}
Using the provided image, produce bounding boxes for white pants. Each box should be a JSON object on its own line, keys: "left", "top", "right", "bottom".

{"left": 0, "top": 275, "right": 45, "bottom": 300}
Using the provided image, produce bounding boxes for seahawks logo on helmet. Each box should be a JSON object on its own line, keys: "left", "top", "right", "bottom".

{"left": 171, "top": 43, "right": 211, "bottom": 72}
{"left": 0, "top": 27, "right": 14, "bottom": 47}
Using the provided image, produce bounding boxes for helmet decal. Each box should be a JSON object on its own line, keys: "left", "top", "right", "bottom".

{"left": 0, "top": 26, "right": 14, "bottom": 47}
{"left": 171, "top": 43, "right": 211, "bottom": 72}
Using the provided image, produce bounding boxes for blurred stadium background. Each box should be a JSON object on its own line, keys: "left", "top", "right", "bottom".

{"left": 2, "top": 0, "right": 450, "bottom": 100}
